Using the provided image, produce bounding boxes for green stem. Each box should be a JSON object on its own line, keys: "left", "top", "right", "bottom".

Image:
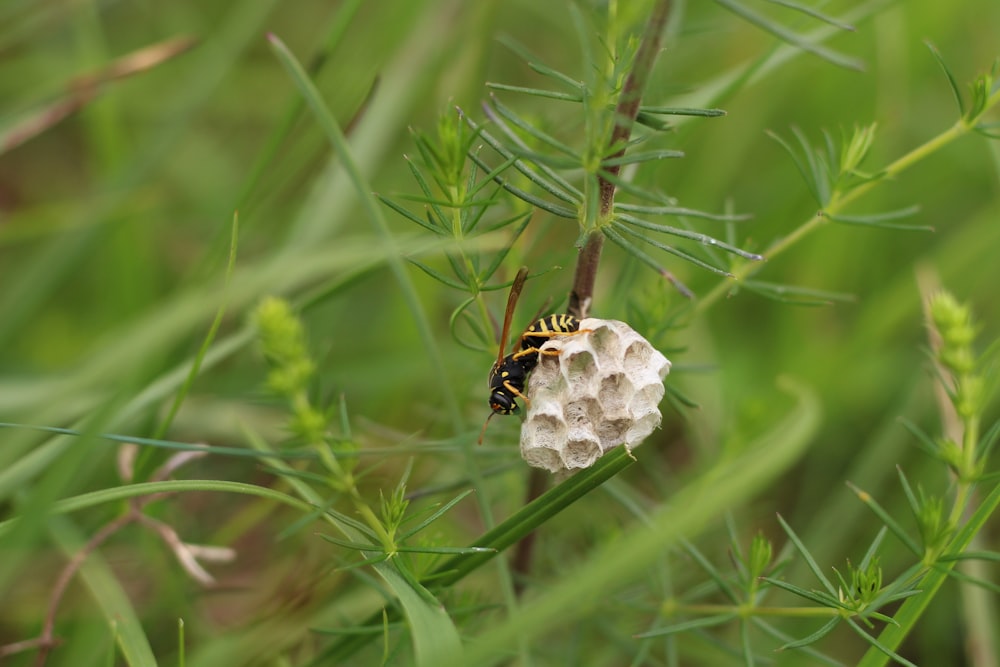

{"left": 856, "top": 482, "right": 1000, "bottom": 667}
{"left": 311, "top": 420, "right": 394, "bottom": 547}
{"left": 351, "top": 490, "right": 393, "bottom": 548}
{"left": 962, "top": 414, "right": 980, "bottom": 478}
{"left": 696, "top": 89, "right": 1000, "bottom": 315}
{"left": 671, "top": 603, "right": 840, "bottom": 618}
{"left": 447, "top": 186, "right": 494, "bottom": 336}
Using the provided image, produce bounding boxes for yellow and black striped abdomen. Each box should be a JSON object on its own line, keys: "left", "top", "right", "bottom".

{"left": 520, "top": 314, "right": 580, "bottom": 354}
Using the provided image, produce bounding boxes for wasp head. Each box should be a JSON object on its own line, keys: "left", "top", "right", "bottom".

{"left": 487, "top": 355, "right": 530, "bottom": 416}
{"left": 489, "top": 388, "right": 520, "bottom": 415}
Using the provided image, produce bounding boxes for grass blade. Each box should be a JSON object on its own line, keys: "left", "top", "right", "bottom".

{"left": 714, "top": 0, "right": 865, "bottom": 71}
{"left": 765, "top": 0, "right": 856, "bottom": 31}
{"left": 50, "top": 517, "right": 158, "bottom": 667}
{"left": 267, "top": 33, "right": 463, "bottom": 434}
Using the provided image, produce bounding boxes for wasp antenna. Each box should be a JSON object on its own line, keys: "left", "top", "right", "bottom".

{"left": 496, "top": 267, "right": 529, "bottom": 367}
{"left": 477, "top": 411, "right": 497, "bottom": 445}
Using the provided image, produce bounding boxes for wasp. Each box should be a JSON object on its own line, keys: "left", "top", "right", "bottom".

{"left": 479, "top": 268, "right": 582, "bottom": 441}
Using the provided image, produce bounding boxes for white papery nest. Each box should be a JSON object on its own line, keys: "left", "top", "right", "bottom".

{"left": 520, "top": 318, "right": 671, "bottom": 473}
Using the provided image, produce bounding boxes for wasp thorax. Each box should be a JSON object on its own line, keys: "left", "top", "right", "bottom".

{"left": 519, "top": 319, "right": 670, "bottom": 473}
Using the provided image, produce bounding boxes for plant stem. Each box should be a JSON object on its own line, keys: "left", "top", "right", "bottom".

{"left": 569, "top": 0, "right": 673, "bottom": 318}
{"left": 856, "top": 482, "right": 1000, "bottom": 667}
{"left": 568, "top": 231, "right": 605, "bottom": 318}
{"left": 670, "top": 602, "right": 840, "bottom": 618}
{"left": 695, "top": 88, "right": 1000, "bottom": 315}
{"left": 520, "top": 0, "right": 675, "bottom": 599}
{"left": 600, "top": 0, "right": 673, "bottom": 216}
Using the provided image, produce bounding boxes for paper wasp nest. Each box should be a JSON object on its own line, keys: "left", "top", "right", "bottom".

{"left": 520, "top": 318, "right": 671, "bottom": 473}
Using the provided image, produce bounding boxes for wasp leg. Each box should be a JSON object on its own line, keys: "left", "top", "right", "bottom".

{"left": 503, "top": 380, "right": 530, "bottom": 405}
{"left": 512, "top": 345, "right": 561, "bottom": 360}
{"left": 512, "top": 345, "right": 542, "bottom": 360}
{"left": 511, "top": 328, "right": 593, "bottom": 360}
{"left": 519, "top": 328, "right": 591, "bottom": 343}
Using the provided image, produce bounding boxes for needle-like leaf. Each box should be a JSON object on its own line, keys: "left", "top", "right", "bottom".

{"left": 925, "top": 41, "right": 966, "bottom": 117}
{"left": 715, "top": 0, "right": 865, "bottom": 71}
{"left": 846, "top": 482, "right": 922, "bottom": 558}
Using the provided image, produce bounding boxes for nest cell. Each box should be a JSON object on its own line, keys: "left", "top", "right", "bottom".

{"left": 520, "top": 318, "right": 671, "bottom": 473}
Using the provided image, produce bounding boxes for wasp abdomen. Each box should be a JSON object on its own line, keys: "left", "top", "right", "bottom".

{"left": 520, "top": 314, "right": 580, "bottom": 354}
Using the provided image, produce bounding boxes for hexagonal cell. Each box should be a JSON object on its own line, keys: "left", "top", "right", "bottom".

{"left": 596, "top": 415, "right": 631, "bottom": 450}
{"left": 564, "top": 396, "right": 601, "bottom": 427}
{"left": 629, "top": 382, "right": 665, "bottom": 415}
{"left": 561, "top": 431, "right": 602, "bottom": 470}
{"left": 521, "top": 445, "right": 565, "bottom": 472}
{"left": 624, "top": 339, "right": 662, "bottom": 375}
{"left": 527, "top": 409, "right": 566, "bottom": 445}
{"left": 598, "top": 372, "right": 632, "bottom": 412}
{"left": 520, "top": 318, "right": 671, "bottom": 473}
{"left": 562, "top": 347, "right": 599, "bottom": 389}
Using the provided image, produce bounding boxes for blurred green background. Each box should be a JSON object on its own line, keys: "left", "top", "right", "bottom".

{"left": 1, "top": 0, "right": 998, "bottom": 665}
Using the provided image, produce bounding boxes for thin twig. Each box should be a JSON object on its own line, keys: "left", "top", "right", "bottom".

{"left": 33, "top": 513, "right": 135, "bottom": 666}
{"left": 600, "top": 0, "right": 673, "bottom": 216}
{"left": 569, "top": 0, "right": 674, "bottom": 317}
{"left": 511, "top": 466, "right": 550, "bottom": 595}
{"left": 568, "top": 232, "right": 604, "bottom": 319}
{"left": 0, "top": 447, "right": 221, "bottom": 666}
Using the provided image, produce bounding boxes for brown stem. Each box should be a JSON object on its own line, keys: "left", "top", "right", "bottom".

{"left": 511, "top": 466, "right": 549, "bottom": 595}
{"left": 568, "top": 0, "right": 673, "bottom": 318}
{"left": 2, "top": 448, "right": 209, "bottom": 664}
{"left": 516, "top": 0, "right": 674, "bottom": 593}
{"left": 568, "top": 231, "right": 605, "bottom": 318}
{"left": 600, "top": 0, "right": 672, "bottom": 213}
{"left": 32, "top": 512, "right": 137, "bottom": 666}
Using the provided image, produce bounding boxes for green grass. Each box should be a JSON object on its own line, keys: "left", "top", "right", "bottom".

{"left": 1, "top": 1, "right": 999, "bottom": 665}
